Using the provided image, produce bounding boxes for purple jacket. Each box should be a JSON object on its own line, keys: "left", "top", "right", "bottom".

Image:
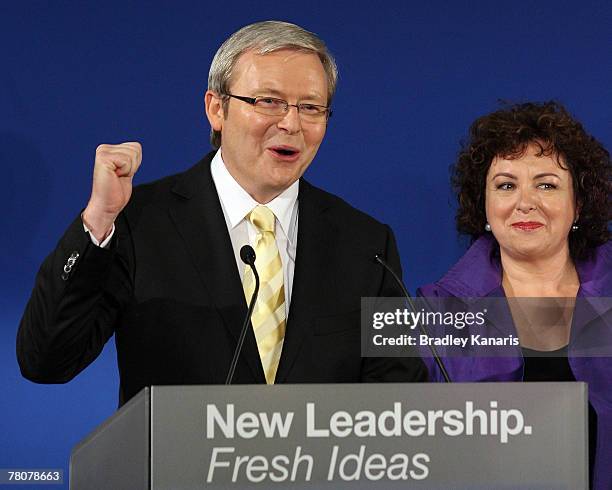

{"left": 418, "top": 236, "right": 612, "bottom": 490}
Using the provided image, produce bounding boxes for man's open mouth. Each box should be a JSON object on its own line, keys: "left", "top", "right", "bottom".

{"left": 269, "top": 146, "right": 300, "bottom": 157}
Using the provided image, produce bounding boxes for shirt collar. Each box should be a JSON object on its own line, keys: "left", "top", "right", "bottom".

{"left": 210, "top": 149, "right": 299, "bottom": 240}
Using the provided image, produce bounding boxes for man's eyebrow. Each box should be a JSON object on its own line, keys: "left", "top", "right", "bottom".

{"left": 254, "top": 88, "right": 284, "bottom": 97}
{"left": 254, "top": 88, "right": 325, "bottom": 101}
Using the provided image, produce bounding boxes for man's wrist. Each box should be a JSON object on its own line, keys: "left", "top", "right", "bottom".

{"left": 82, "top": 206, "right": 116, "bottom": 243}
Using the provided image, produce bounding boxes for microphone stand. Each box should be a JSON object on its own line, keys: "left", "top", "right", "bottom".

{"left": 225, "top": 246, "right": 260, "bottom": 385}
{"left": 375, "top": 254, "right": 452, "bottom": 383}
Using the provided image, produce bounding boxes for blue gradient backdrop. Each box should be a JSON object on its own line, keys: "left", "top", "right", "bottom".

{"left": 1, "top": 1, "right": 610, "bottom": 487}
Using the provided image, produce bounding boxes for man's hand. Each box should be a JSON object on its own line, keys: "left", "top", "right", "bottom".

{"left": 82, "top": 142, "right": 142, "bottom": 242}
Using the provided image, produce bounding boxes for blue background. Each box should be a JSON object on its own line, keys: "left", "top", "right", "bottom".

{"left": 1, "top": 1, "right": 610, "bottom": 487}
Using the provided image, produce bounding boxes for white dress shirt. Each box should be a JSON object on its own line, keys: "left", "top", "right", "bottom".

{"left": 211, "top": 150, "right": 298, "bottom": 314}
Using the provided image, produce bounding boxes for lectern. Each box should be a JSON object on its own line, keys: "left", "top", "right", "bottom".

{"left": 70, "top": 383, "right": 587, "bottom": 489}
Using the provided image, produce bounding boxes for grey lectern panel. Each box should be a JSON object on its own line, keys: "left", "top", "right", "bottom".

{"left": 70, "top": 383, "right": 587, "bottom": 489}
{"left": 70, "top": 388, "right": 150, "bottom": 490}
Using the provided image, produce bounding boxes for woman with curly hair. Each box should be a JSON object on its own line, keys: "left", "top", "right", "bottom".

{"left": 418, "top": 101, "right": 611, "bottom": 489}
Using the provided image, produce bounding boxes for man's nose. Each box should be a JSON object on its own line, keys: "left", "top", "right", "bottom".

{"left": 276, "top": 105, "right": 302, "bottom": 134}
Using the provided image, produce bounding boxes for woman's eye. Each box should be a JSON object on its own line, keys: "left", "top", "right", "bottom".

{"left": 538, "top": 183, "right": 557, "bottom": 190}
{"left": 497, "top": 182, "right": 514, "bottom": 190}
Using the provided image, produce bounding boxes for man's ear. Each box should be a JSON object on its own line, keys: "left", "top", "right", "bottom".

{"left": 205, "top": 90, "right": 224, "bottom": 131}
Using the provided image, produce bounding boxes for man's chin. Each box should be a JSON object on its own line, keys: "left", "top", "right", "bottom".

{"left": 272, "top": 176, "right": 300, "bottom": 192}
{"left": 270, "top": 167, "right": 305, "bottom": 186}
{"left": 249, "top": 178, "right": 298, "bottom": 204}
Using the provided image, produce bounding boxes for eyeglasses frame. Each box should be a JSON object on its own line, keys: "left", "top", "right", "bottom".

{"left": 222, "top": 93, "right": 332, "bottom": 121}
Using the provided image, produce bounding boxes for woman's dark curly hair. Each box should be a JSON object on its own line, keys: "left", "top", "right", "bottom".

{"left": 452, "top": 101, "right": 612, "bottom": 260}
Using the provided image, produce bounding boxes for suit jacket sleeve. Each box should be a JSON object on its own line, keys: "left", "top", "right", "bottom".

{"left": 16, "top": 213, "right": 132, "bottom": 383}
{"left": 359, "top": 225, "right": 429, "bottom": 382}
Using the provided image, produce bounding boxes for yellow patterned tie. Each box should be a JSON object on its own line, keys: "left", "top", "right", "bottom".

{"left": 243, "top": 205, "right": 286, "bottom": 384}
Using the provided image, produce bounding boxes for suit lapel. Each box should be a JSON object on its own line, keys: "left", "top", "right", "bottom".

{"left": 276, "top": 180, "right": 336, "bottom": 382}
{"left": 167, "top": 154, "right": 265, "bottom": 383}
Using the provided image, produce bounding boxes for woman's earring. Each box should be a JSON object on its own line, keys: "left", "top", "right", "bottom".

{"left": 571, "top": 222, "right": 579, "bottom": 232}
{"left": 484, "top": 223, "right": 492, "bottom": 232}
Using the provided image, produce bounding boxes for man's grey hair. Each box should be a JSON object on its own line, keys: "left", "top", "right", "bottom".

{"left": 207, "top": 20, "right": 338, "bottom": 149}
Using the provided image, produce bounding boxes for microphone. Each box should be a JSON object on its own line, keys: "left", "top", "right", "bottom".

{"left": 225, "top": 245, "right": 260, "bottom": 385}
{"left": 374, "top": 254, "right": 452, "bottom": 383}
{"left": 240, "top": 244, "right": 256, "bottom": 266}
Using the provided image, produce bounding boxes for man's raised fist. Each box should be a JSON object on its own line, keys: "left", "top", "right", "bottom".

{"left": 82, "top": 142, "right": 142, "bottom": 242}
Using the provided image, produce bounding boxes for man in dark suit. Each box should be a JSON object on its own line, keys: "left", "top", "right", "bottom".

{"left": 17, "top": 21, "right": 427, "bottom": 405}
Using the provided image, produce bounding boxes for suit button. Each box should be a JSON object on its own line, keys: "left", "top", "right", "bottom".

{"left": 62, "top": 251, "right": 80, "bottom": 279}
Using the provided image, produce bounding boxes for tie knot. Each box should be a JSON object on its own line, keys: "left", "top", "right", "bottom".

{"left": 248, "top": 205, "right": 276, "bottom": 233}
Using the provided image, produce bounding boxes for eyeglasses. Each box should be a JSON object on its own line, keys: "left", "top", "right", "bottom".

{"left": 224, "top": 94, "right": 332, "bottom": 122}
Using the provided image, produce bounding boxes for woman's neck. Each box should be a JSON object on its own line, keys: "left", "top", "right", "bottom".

{"left": 500, "top": 247, "right": 580, "bottom": 298}
{"left": 500, "top": 247, "right": 579, "bottom": 350}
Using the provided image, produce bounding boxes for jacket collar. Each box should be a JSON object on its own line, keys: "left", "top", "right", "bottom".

{"left": 576, "top": 241, "right": 612, "bottom": 296}
{"left": 169, "top": 152, "right": 266, "bottom": 383}
{"left": 437, "top": 235, "right": 612, "bottom": 297}
{"left": 275, "top": 178, "right": 336, "bottom": 382}
{"left": 437, "top": 235, "right": 502, "bottom": 297}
